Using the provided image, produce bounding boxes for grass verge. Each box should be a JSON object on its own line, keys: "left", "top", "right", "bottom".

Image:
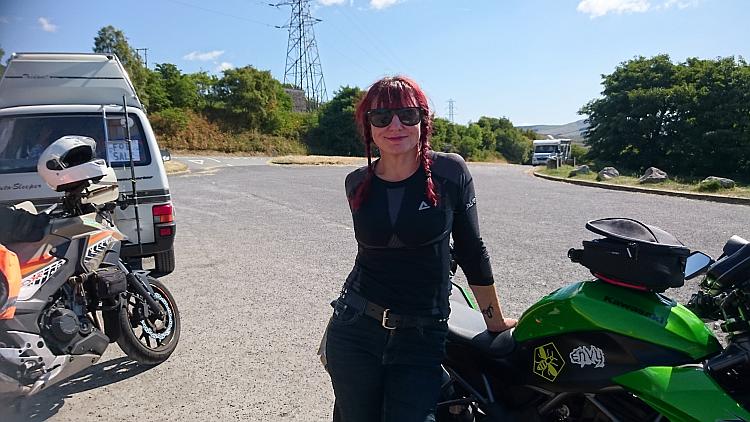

{"left": 269, "top": 155, "right": 366, "bottom": 166}
{"left": 539, "top": 165, "right": 750, "bottom": 199}
{"left": 164, "top": 160, "right": 188, "bottom": 174}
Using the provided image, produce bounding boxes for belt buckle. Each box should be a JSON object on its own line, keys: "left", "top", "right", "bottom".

{"left": 381, "top": 308, "right": 396, "bottom": 330}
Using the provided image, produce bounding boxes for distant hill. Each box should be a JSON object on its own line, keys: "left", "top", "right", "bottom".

{"left": 518, "top": 119, "right": 588, "bottom": 144}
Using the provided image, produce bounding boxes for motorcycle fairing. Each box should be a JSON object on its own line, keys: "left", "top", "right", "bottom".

{"left": 513, "top": 280, "right": 721, "bottom": 360}
{"left": 513, "top": 331, "right": 697, "bottom": 392}
{"left": 447, "top": 305, "right": 700, "bottom": 395}
{"left": 447, "top": 280, "right": 722, "bottom": 394}
{"left": 614, "top": 366, "right": 750, "bottom": 421}
{"left": 0, "top": 237, "right": 82, "bottom": 336}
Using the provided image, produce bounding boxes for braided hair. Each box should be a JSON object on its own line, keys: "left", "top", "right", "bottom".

{"left": 350, "top": 76, "right": 438, "bottom": 210}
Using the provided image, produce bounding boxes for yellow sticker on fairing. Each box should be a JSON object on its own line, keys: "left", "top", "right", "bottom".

{"left": 533, "top": 342, "right": 565, "bottom": 382}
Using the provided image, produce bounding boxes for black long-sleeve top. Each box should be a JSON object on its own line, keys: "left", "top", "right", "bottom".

{"left": 344, "top": 151, "right": 493, "bottom": 318}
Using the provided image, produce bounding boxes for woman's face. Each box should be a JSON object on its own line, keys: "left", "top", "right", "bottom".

{"left": 369, "top": 98, "right": 421, "bottom": 158}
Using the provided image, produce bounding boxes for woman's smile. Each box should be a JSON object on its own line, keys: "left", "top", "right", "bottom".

{"left": 385, "top": 135, "right": 408, "bottom": 141}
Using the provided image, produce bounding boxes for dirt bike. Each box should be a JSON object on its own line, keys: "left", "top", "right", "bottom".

{"left": 0, "top": 181, "right": 180, "bottom": 399}
{"left": 439, "top": 222, "right": 750, "bottom": 421}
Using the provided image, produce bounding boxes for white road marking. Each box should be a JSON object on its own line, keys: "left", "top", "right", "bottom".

{"left": 188, "top": 159, "right": 204, "bottom": 165}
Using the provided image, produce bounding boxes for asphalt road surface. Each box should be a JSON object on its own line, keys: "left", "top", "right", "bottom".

{"left": 4, "top": 159, "right": 749, "bottom": 421}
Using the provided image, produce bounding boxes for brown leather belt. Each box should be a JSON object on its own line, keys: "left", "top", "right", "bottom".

{"left": 339, "top": 289, "right": 447, "bottom": 330}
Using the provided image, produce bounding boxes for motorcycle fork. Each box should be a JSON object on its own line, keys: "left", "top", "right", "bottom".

{"left": 118, "top": 261, "right": 163, "bottom": 318}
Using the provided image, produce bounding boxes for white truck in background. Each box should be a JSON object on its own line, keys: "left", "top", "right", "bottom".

{"left": 531, "top": 138, "right": 571, "bottom": 166}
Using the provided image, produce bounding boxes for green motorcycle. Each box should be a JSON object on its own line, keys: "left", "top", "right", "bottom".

{"left": 439, "top": 218, "right": 750, "bottom": 421}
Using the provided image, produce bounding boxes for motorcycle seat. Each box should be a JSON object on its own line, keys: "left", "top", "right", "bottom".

{"left": 448, "top": 298, "right": 516, "bottom": 359}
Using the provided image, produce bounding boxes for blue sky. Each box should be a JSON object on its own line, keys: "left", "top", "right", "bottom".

{"left": 1, "top": 0, "right": 748, "bottom": 125}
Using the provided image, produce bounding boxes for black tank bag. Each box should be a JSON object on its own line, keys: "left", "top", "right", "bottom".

{"left": 568, "top": 218, "right": 690, "bottom": 292}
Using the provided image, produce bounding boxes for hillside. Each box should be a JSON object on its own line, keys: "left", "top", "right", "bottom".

{"left": 518, "top": 119, "right": 588, "bottom": 144}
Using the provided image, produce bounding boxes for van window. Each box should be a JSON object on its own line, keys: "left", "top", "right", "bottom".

{"left": 534, "top": 145, "right": 557, "bottom": 153}
{"left": 0, "top": 113, "right": 151, "bottom": 174}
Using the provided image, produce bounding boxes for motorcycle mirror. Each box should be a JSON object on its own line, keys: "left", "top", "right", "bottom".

{"left": 685, "top": 251, "right": 713, "bottom": 280}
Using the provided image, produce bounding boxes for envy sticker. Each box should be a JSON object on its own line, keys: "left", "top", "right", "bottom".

{"left": 569, "top": 345, "right": 606, "bottom": 368}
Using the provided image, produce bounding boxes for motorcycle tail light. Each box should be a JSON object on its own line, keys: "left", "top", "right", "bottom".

{"left": 153, "top": 203, "right": 174, "bottom": 224}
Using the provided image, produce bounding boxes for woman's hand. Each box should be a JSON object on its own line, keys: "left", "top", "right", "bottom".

{"left": 486, "top": 317, "right": 517, "bottom": 333}
{"left": 468, "top": 284, "right": 516, "bottom": 333}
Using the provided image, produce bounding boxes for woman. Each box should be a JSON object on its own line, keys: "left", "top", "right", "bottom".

{"left": 326, "top": 76, "right": 516, "bottom": 422}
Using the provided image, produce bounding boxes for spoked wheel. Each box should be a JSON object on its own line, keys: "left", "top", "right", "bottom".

{"left": 117, "top": 277, "right": 180, "bottom": 365}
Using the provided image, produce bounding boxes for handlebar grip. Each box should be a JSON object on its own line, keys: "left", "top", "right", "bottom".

{"left": 568, "top": 248, "right": 583, "bottom": 263}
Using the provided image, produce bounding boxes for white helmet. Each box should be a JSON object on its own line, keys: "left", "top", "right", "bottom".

{"left": 37, "top": 135, "right": 113, "bottom": 193}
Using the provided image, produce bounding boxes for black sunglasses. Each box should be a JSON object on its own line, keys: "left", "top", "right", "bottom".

{"left": 366, "top": 107, "right": 424, "bottom": 128}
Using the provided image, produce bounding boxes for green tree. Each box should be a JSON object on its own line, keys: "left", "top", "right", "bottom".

{"left": 459, "top": 124, "right": 484, "bottom": 159}
{"left": 306, "top": 86, "right": 363, "bottom": 155}
{"left": 581, "top": 55, "right": 679, "bottom": 171}
{"left": 0, "top": 46, "right": 5, "bottom": 77}
{"left": 431, "top": 117, "right": 458, "bottom": 153}
{"left": 93, "top": 26, "right": 149, "bottom": 107}
{"left": 214, "top": 66, "right": 292, "bottom": 132}
{"left": 143, "top": 69, "right": 171, "bottom": 112}
{"left": 581, "top": 55, "right": 750, "bottom": 179}
{"left": 475, "top": 116, "right": 532, "bottom": 163}
{"left": 188, "top": 71, "right": 218, "bottom": 110}
{"left": 570, "top": 144, "right": 589, "bottom": 163}
{"left": 155, "top": 63, "right": 200, "bottom": 109}
{"left": 496, "top": 129, "right": 532, "bottom": 163}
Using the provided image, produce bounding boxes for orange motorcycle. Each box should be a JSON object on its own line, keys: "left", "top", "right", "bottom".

{"left": 0, "top": 136, "right": 180, "bottom": 398}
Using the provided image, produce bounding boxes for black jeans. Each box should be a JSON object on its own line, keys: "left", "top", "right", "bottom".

{"left": 326, "top": 299, "right": 448, "bottom": 422}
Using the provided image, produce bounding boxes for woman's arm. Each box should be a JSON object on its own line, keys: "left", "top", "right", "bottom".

{"left": 448, "top": 157, "right": 515, "bottom": 332}
{"left": 469, "top": 284, "right": 517, "bottom": 333}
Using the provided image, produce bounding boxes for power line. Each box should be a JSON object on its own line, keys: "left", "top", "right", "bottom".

{"left": 273, "top": 0, "right": 327, "bottom": 110}
{"left": 337, "top": 7, "right": 406, "bottom": 74}
{"left": 164, "top": 0, "right": 276, "bottom": 27}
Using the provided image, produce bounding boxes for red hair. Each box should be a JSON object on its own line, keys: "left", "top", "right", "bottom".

{"left": 350, "top": 75, "right": 438, "bottom": 210}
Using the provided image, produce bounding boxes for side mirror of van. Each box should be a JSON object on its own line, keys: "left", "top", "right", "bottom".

{"left": 161, "top": 148, "right": 171, "bottom": 162}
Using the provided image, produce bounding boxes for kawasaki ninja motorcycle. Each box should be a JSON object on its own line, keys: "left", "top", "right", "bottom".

{"left": 439, "top": 218, "right": 750, "bottom": 421}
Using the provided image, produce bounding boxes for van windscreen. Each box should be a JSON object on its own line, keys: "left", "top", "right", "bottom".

{"left": 534, "top": 145, "right": 557, "bottom": 153}
{"left": 0, "top": 113, "right": 150, "bottom": 174}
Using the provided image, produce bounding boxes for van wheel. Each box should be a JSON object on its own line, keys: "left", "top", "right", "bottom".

{"left": 154, "top": 249, "right": 175, "bottom": 275}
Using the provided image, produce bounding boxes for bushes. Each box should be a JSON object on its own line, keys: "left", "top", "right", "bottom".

{"left": 151, "top": 108, "right": 190, "bottom": 139}
{"left": 151, "top": 109, "right": 307, "bottom": 155}
{"left": 570, "top": 144, "right": 589, "bottom": 163}
{"left": 304, "top": 86, "right": 363, "bottom": 156}
{"left": 231, "top": 131, "right": 307, "bottom": 156}
{"left": 697, "top": 179, "right": 724, "bottom": 192}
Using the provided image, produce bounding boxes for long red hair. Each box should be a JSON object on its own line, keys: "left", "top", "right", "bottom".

{"left": 350, "top": 76, "right": 437, "bottom": 210}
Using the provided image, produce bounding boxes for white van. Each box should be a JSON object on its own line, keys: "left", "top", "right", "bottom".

{"left": 531, "top": 138, "right": 571, "bottom": 166}
{"left": 0, "top": 53, "right": 176, "bottom": 275}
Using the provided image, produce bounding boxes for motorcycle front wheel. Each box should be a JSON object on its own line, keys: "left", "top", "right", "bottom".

{"left": 117, "top": 276, "right": 181, "bottom": 365}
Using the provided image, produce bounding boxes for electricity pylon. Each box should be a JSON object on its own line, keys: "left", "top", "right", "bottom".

{"left": 274, "top": 0, "right": 327, "bottom": 110}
